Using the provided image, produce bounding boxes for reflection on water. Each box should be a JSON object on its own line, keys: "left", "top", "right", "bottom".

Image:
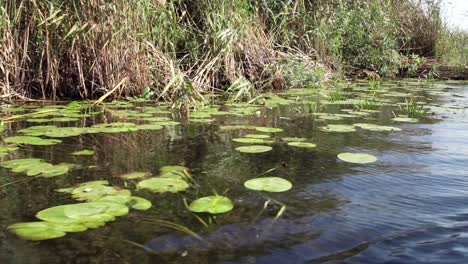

{"left": 1, "top": 80, "right": 468, "bottom": 263}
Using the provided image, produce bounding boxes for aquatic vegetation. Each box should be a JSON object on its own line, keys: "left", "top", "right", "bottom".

{"left": 282, "top": 137, "right": 307, "bottom": 142}
{"left": 137, "top": 178, "right": 190, "bottom": 193}
{"left": 254, "top": 127, "right": 284, "bottom": 133}
{"left": 403, "top": 98, "right": 428, "bottom": 118}
{"left": 57, "top": 181, "right": 131, "bottom": 202}
{"left": 1, "top": 159, "right": 74, "bottom": 177}
{"left": 0, "top": 145, "right": 18, "bottom": 158}
{"left": 319, "top": 125, "right": 357, "bottom": 133}
{"left": 353, "top": 123, "right": 402, "bottom": 132}
{"left": 392, "top": 117, "right": 419, "bottom": 123}
{"left": 354, "top": 99, "right": 381, "bottom": 110}
{"left": 96, "top": 195, "right": 152, "bottom": 210}
{"left": 235, "top": 145, "right": 273, "bottom": 154}
{"left": 3, "top": 136, "right": 62, "bottom": 146}
{"left": 232, "top": 138, "right": 274, "bottom": 144}
{"left": 245, "top": 134, "right": 270, "bottom": 139}
{"left": 337, "top": 153, "right": 378, "bottom": 164}
{"left": 188, "top": 196, "right": 234, "bottom": 214}
{"left": 244, "top": 177, "right": 292, "bottom": 193}
{"left": 287, "top": 142, "right": 317, "bottom": 149}
{"left": 7, "top": 221, "right": 87, "bottom": 241}
{"left": 71, "top": 149, "right": 95, "bottom": 156}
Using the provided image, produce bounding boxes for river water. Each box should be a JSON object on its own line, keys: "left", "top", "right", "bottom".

{"left": 0, "top": 80, "right": 467, "bottom": 263}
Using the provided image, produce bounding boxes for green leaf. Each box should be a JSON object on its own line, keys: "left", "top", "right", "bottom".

{"left": 337, "top": 153, "right": 378, "bottom": 164}
{"left": 188, "top": 196, "right": 233, "bottom": 214}
{"left": 137, "top": 177, "right": 189, "bottom": 193}
{"left": 244, "top": 177, "right": 292, "bottom": 192}
{"left": 235, "top": 145, "right": 272, "bottom": 153}
{"left": 71, "top": 149, "right": 95, "bottom": 156}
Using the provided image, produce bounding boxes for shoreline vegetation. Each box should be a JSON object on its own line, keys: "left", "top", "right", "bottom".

{"left": 1, "top": 0, "right": 467, "bottom": 107}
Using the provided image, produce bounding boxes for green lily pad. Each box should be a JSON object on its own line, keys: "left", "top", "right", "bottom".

{"left": 244, "top": 177, "right": 292, "bottom": 192}
{"left": 7, "top": 222, "right": 87, "bottom": 241}
{"left": 287, "top": 142, "right": 317, "bottom": 148}
{"left": 96, "top": 195, "right": 152, "bottom": 210}
{"left": 119, "top": 171, "right": 152, "bottom": 180}
{"left": 36, "top": 202, "right": 129, "bottom": 224}
{"left": 70, "top": 183, "right": 131, "bottom": 202}
{"left": 188, "top": 195, "right": 233, "bottom": 214}
{"left": 254, "top": 127, "right": 283, "bottom": 133}
{"left": 235, "top": 145, "right": 272, "bottom": 153}
{"left": 245, "top": 134, "right": 270, "bottom": 139}
{"left": 353, "top": 123, "right": 402, "bottom": 132}
{"left": 137, "top": 177, "right": 189, "bottom": 193}
{"left": 319, "top": 125, "right": 356, "bottom": 133}
{"left": 135, "top": 124, "right": 164, "bottom": 130}
{"left": 232, "top": 138, "right": 274, "bottom": 144}
{"left": 337, "top": 153, "right": 378, "bottom": 164}
{"left": 18, "top": 125, "right": 58, "bottom": 136}
{"left": 282, "top": 137, "right": 307, "bottom": 142}
{"left": 0, "top": 145, "right": 19, "bottom": 157}
{"left": 160, "top": 165, "right": 189, "bottom": 174}
{"left": 392, "top": 117, "right": 419, "bottom": 123}
{"left": 71, "top": 149, "right": 95, "bottom": 156}
{"left": 1, "top": 158, "right": 43, "bottom": 169}
{"left": 3, "top": 136, "right": 62, "bottom": 145}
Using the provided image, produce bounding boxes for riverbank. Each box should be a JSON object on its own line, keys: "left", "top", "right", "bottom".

{"left": 1, "top": 0, "right": 465, "bottom": 105}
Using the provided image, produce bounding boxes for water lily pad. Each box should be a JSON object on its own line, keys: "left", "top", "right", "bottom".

{"left": 71, "top": 149, "right": 95, "bottom": 156}
{"left": 254, "top": 127, "right": 283, "bottom": 133}
{"left": 3, "top": 136, "right": 62, "bottom": 145}
{"left": 0, "top": 145, "right": 19, "bottom": 157}
{"left": 319, "top": 125, "right": 356, "bottom": 133}
{"left": 337, "top": 153, "right": 377, "bottom": 164}
{"left": 235, "top": 145, "right": 272, "bottom": 153}
{"left": 36, "top": 202, "right": 129, "bottom": 224}
{"left": 392, "top": 117, "right": 419, "bottom": 123}
{"left": 244, "top": 177, "right": 292, "bottom": 192}
{"left": 7, "top": 222, "right": 86, "bottom": 241}
{"left": 353, "top": 123, "right": 401, "bottom": 132}
{"left": 188, "top": 195, "right": 233, "bottom": 214}
{"left": 119, "top": 171, "right": 151, "bottom": 180}
{"left": 287, "top": 142, "right": 317, "bottom": 148}
{"left": 96, "top": 195, "right": 152, "bottom": 210}
{"left": 160, "top": 165, "right": 188, "bottom": 173}
{"left": 70, "top": 183, "right": 131, "bottom": 202}
{"left": 135, "top": 124, "right": 163, "bottom": 130}
{"left": 245, "top": 134, "right": 270, "bottom": 139}
{"left": 282, "top": 137, "right": 307, "bottom": 142}
{"left": 137, "top": 177, "right": 189, "bottom": 193}
{"left": 18, "top": 125, "right": 58, "bottom": 136}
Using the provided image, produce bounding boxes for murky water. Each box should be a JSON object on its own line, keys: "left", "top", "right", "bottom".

{"left": 1, "top": 80, "right": 467, "bottom": 263}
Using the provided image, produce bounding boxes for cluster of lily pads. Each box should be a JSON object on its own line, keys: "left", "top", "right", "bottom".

{"left": 0, "top": 158, "right": 75, "bottom": 177}
{"left": 8, "top": 180, "right": 152, "bottom": 241}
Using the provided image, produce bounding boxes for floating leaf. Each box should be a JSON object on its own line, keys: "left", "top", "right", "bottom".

{"left": 235, "top": 145, "right": 272, "bottom": 153}
{"left": 392, "top": 117, "right": 419, "bottom": 123}
{"left": 254, "top": 127, "right": 283, "bottom": 133}
{"left": 188, "top": 195, "right": 233, "bottom": 214}
{"left": 0, "top": 145, "right": 19, "bottom": 157}
{"left": 160, "top": 165, "right": 188, "bottom": 174}
{"left": 287, "top": 142, "right": 317, "bottom": 148}
{"left": 38, "top": 202, "right": 129, "bottom": 225}
{"left": 135, "top": 124, "right": 163, "bottom": 130}
{"left": 337, "top": 153, "right": 377, "bottom": 164}
{"left": 232, "top": 138, "right": 274, "bottom": 144}
{"left": 353, "top": 123, "right": 401, "bottom": 132}
{"left": 245, "top": 134, "right": 270, "bottom": 139}
{"left": 96, "top": 195, "right": 152, "bottom": 210}
{"left": 244, "top": 177, "right": 292, "bottom": 192}
{"left": 70, "top": 183, "right": 131, "bottom": 202}
{"left": 319, "top": 125, "right": 356, "bottom": 133}
{"left": 72, "top": 149, "right": 95, "bottom": 156}
{"left": 282, "top": 137, "right": 307, "bottom": 142}
{"left": 137, "top": 177, "right": 189, "bottom": 193}
{"left": 7, "top": 222, "right": 86, "bottom": 241}
{"left": 3, "top": 136, "right": 62, "bottom": 145}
